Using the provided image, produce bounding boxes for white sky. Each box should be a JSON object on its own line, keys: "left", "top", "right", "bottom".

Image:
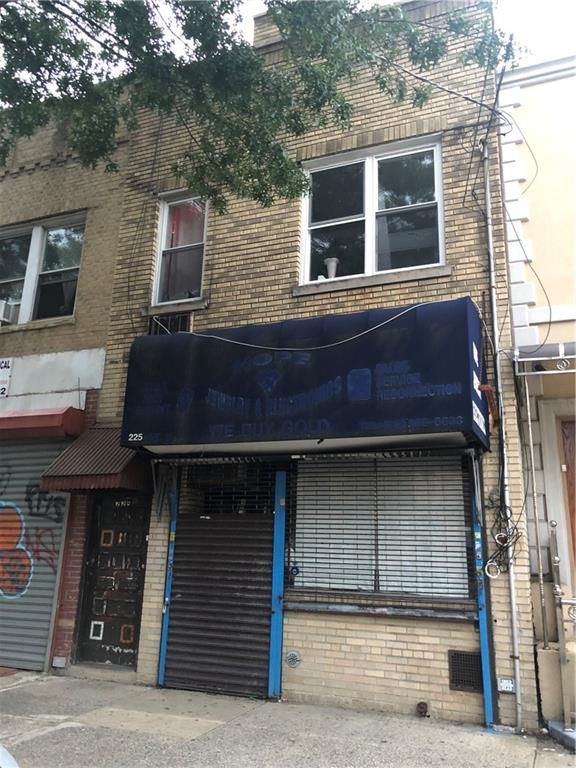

{"left": 241, "top": 0, "right": 576, "bottom": 66}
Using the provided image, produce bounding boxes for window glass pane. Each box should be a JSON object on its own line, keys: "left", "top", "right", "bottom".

{"left": 43, "top": 226, "right": 84, "bottom": 271}
{"left": 310, "top": 221, "right": 364, "bottom": 281}
{"left": 0, "top": 280, "right": 24, "bottom": 303}
{"left": 0, "top": 235, "right": 30, "bottom": 281}
{"left": 378, "top": 150, "right": 435, "bottom": 210}
{"left": 165, "top": 201, "right": 205, "bottom": 249}
{"left": 34, "top": 268, "right": 78, "bottom": 319}
{"left": 159, "top": 245, "right": 203, "bottom": 303}
{"left": 377, "top": 206, "right": 439, "bottom": 271}
{"left": 310, "top": 163, "right": 364, "bottom": 224}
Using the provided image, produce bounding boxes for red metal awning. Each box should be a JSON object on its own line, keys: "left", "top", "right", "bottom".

{"left": 40, "top": 424, "right": 151, "bottom": 493}
{"left": 0, "top": 407, "right": 85, "bottom": 440}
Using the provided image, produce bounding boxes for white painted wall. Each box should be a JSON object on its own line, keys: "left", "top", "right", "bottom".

{"left": 0, "top": 348, "right": 105, "bottom": 413}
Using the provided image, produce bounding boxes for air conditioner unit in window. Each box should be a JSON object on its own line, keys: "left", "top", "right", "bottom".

{"left": 0, "top": 300, "right": 18, "bottom": 326}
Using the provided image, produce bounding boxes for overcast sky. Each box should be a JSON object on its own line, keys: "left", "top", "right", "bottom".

{"left": 241, "top": 0, "right": 576, "bottom": 66}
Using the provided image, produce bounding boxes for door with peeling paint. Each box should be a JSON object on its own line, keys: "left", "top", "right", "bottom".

{"left": 78, "top": 494, "right": 150, "bottom": 666}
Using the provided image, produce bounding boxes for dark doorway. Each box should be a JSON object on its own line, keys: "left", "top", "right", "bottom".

{"left": 78, "top": 494, "right": 150, "bottom": 666}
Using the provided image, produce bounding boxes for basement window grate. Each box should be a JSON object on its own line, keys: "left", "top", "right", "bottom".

{"left": 448, "top": 650, "right": 483, "bottom": 692}
{"left": 148, "top": 313, "right": 190, "bottom": 335}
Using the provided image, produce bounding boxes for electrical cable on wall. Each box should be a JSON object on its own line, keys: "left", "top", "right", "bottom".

{"left": 155, "top": 301, "right": 434, "bottom": 351}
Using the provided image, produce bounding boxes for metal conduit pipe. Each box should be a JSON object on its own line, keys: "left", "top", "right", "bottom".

{"left": 481, "top": 138, "right": 523, "bottom": 731}
{"left": 523, "top": 374, "right": 549, "bottom": 648}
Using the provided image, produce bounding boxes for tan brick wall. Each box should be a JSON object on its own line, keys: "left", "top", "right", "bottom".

{"left": 0, "top": 122, "right": 128, "bottom": 358}
{"left": 97, "top": 2, "right": 538, "bottom": 728}
{"left": 282, "top": 612, "right": 484, "bottom": 723}
{"left": 136, "top": 502, "right": 169, "bottom": 685}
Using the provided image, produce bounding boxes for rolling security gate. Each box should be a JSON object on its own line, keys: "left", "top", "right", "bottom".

{"left": 287, "top": 454, "right": 475, "bottom": 599}
{"left": 0, "top": 440, "right": 70, "bottom": 670}
{"left": 162, "top": 463, "right": 281, "bottom": 697}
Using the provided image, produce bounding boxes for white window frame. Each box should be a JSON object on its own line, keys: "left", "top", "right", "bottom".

{"left": 300, "top": 135, "right": 444, "bottom": 285}
{"left": 153, "top": 194, "right": 208, "bottom": 307}
{"left": 0, "top": 212, "right": 85, "bottom": 324}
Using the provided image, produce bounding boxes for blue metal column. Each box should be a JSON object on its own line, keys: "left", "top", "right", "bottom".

{"left": 268, "top": 470, "right": 287, "bottom": 699}
{"left": 157, "top": 467, "right": 179, "bottom": 687}
{"left": 471, "top": 454, "right": 495, "bottom": 729}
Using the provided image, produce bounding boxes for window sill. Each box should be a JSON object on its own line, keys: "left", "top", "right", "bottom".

{"left": 284, "top": 600, "right": 477, "bottom": 623}
{"left": 293, "top": 264, "right": 452, "bottom": 297}
{"left": 0, "top": 315, "right": 75, "bottom": 334}
{"left": 144, "top": 298, "right": 209, "bottom": 316}
{"left": 284, "top": 588, "right": 476, "bottom": 622}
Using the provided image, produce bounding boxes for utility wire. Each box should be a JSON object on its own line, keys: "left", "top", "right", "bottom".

{"left": 498, "top": 107, "right": 540, "bottom": 196}
{"left": 159, "top": 302, "right": 433, "bottom": 350}
{"left": 461, "top": 64, "right": 490, "bottom": 212}
{"left": 504, "top": 204, "right": 553, "bottom": 356}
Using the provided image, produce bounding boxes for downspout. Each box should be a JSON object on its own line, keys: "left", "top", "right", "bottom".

{"left": 481, "top": 137, "right": 523, "bottom": 731}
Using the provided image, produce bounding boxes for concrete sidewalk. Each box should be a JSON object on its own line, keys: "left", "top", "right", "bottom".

{"left": 0, "top": 673, "right": 572, "bottom": 768}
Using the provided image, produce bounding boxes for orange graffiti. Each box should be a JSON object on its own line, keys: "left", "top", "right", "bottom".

{"left": 0, "top": 503, "right": 33, "bottom": 599}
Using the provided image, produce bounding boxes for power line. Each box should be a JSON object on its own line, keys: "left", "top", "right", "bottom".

{"left": 503, "top": 204, "right": 553, "bottom": 356}
{"left": 461, "top": 64, "right": 490, "bottom": 212}
{"left": 187, "top": 302, "right": 433, "bottom": 351}
{"left": 498, "top": 107, "right": 540, "bottom": 196}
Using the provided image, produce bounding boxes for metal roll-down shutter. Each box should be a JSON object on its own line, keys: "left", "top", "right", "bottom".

{"left": 163, "top": 463, "right": 276, "bottom": 697}
{"left": 0, "top": 441, "right": 70, "bottom": 670}
{"left": 289, "top": 454, "right": 474, "bottom": 599}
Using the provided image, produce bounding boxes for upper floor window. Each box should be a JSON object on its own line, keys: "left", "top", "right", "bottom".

{"left": 0, "top": 218, "right": 84, "bottom": 324}
{"left": 156, "top": 198, "right": 206, "bottom": 304}
{"left": 303, "top": 139, "right": 443, "bottom": 284}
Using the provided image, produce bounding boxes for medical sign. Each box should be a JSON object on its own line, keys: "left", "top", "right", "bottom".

{"left": 0, "top": 358, "right": 12, "bottom": 398}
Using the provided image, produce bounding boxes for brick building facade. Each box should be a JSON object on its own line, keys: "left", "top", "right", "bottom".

{"left": 0, "top": 121, "right": 129, "bottom": 671}
{"left": 2, "top": 0, "right": 540, "bottom": 732}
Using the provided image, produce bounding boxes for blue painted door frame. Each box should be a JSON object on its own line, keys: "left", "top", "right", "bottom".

{"left": 268, "top": 470, "right": 287, "bottom": 699}
{"left": 157, "top": 468, "right": 179, "bottom": 687}
{"left": 158, "top": 465, "right": 286, "bottom": 697}
{"left": 471, "top": 455, "right": 495, "bottom": 729}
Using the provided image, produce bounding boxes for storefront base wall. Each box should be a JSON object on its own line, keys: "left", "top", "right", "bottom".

{"left": 281, "top": 612, "right": 484, "bottom": 724}
{"left": 135, "top": 509, "right": 169, "bottom": 685}
{"left": 51, "top": 494, "right": 89, "bottom": 666}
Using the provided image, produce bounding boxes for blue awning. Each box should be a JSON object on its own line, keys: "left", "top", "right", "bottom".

{"left": 121, "top": 297, "right": 489, "bottom": 454}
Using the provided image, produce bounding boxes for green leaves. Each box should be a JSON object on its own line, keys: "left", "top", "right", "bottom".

{"left": 0, "top": 0, "right": 512, "bottom": 210}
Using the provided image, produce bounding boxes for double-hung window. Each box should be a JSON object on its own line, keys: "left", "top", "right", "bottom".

{"left": 304, "top": 139, "right": 443, "bottom": 283}
{"left": 0, "top": 219, "right": 84, "bottom": 324}
{"left": 156, "top": 198, "right": 206, "bottom": 304}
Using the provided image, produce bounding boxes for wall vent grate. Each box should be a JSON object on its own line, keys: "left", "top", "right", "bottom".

{"left": 448, "top": 650, "right": 483, "bottom": 693}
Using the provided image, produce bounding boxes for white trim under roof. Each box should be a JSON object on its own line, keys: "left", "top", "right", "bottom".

{"left": 502, "top": 56, "right": 576, "bottom": 88}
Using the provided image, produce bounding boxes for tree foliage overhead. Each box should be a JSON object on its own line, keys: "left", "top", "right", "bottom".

{"left": 0, "top": 0, "right": 511, "bottom": 211}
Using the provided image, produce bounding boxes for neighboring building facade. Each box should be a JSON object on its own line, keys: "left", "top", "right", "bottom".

{"left": 501, "top": 57, "right": 576, "bottom": 733}
{"left": 0, "top": 120, "right": 134, "bottom": 671}
{"left": 3, "top": 0, "right": 542, "bottom": 732}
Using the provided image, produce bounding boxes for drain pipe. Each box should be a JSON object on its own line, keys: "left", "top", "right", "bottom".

{"left": 481, "top": 137, "right": 523, "bottom": 731}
